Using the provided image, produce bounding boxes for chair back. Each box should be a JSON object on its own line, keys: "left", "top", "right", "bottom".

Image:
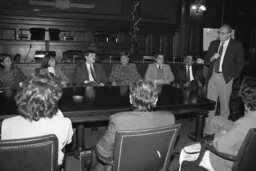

{"left": 232, "top": 128, "right": 256, "bottom": 171}
{"left": 0, "top": 134, "right": 58, "bottom": 171}
{"left": 112, "top": 124, "right": 180, "bottom": 171}
{"left": 143, "top": 56, "right": 155, "bottom": 63}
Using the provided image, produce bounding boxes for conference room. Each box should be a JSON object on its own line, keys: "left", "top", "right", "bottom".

{"left": 0, "top": 0, "right": 255, "bottom": 170}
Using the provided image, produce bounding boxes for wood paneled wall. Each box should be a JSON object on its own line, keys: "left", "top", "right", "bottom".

{"left": 0, "top": 0, "right": 180, "bottom": 61}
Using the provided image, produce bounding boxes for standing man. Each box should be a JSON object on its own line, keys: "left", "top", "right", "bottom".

{"left": 204, "top": 24, "right": 244, "bottom": 134}
{"left": 73, "top": 50, "right": 108, "bottom": 86}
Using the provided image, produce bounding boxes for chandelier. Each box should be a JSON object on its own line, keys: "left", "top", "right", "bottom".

{"left": 191, "top": 0, "right": 207, "bottom": 14}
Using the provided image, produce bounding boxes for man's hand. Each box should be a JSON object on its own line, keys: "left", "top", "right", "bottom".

{"left": 210, "top": 53, "right": 221, "bottom": 62}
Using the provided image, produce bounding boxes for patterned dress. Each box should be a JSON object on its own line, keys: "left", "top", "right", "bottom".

{"left": 109, "top": 63, "right": 141, "bottom": 86}
{"left": 0, "top": 67, "right": 26, "bottom": 89}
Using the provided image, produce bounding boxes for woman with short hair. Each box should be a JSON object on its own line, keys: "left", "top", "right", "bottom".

{"left": 1, "top": 74, "right": 73, "bottom": 166}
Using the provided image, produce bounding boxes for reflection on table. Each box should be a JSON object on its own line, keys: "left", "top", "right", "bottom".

{"left": 0, "top": 85, "right": 215, "bottom": 155}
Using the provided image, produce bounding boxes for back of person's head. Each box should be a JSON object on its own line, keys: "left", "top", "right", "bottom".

{"left": 15, "top": 74, "right": 63, "bottom": 121}
{"left": 130, "top": 80, "right": 159, "bottom": 111}
{"left": 83, "top": 50, "right": 96, "bottom": 57}
{"left": 240, "top": 79, "right": 256, "bottom": 111}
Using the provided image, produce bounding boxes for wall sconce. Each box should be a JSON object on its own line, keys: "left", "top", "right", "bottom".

{"left": 191, "top": 0, "right": 207, "bottom": 14}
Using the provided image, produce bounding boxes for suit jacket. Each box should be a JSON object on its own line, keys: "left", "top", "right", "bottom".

{"left": 145, "top": 63, "right": 174, "bottom": 84}
{"left": 39, "top": 66, "right": 70, "bottom": 83}
{"left": 73, "top": 62, "right": 108, "bottom": 86}
{"left": 205, "top": 39, "right": 244, "bottom": 83}
{"left": 176, "top": 64, "right": 205, "bottom": 87}
{"left": 210, "top": 114, "right": 256, "bottom": 171}
{"left": 95, "top": 111, "right": 175, "bottom": 162}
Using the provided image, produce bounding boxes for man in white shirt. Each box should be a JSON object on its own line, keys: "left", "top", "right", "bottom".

{"left": 73, "top": 50, "right": 108, "bottom": 86}
{"left": 176, "top": 55, "right": 205, "bottom": 93}
{"left": 203, "top": 24, "right": 244, "bottom": 135}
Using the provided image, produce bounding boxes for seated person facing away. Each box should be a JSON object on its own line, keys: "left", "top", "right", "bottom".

{"left": 93, "top": 80, "right": 175, "bottom": 171}
{"left": 176, "top": 55, "right": 205, "bottom": 92}
{"left": 145, "top": 52, "right": 174, "bottom": 85}
{"left": 0, "top": 53, "right": 26, "bottom": 89}
{"left": 109, "top": 51, "right": 141, "bottom": 86}
{"left": 179, "top": 80, "right": 256, "bottom": 171}
{"left": 1, "top": 74, "right": 73, "bottom": 166}
{"left": 39, "top": 54, "right": 70, "bottom": 87}
{"left": 73, "top": 50, "right": 108, "bottom": 86}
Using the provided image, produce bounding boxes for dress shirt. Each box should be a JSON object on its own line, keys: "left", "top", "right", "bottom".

{"left": 186, "top": 65, "right": 194, "bottom": 82}
{"left": 218, "top": 38, "right": 230, "bottom": 72}
{"left": 86, "top": 63, "right": 95, "bottom": 81}
{"left": 157, "top": 64, "right": 163, "bottom": 70}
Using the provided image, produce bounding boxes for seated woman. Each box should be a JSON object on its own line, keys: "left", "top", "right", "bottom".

{"left": 179, "top": 79, "right": 256, "bottom": 171}
{"left": 145, "top": 52, "right": 174, "bottom": 84}
{"left": 0, "top": 53, "right": 26, "bottom": 89}
{"left": 39, "top": 54, "right": 70, "bottom": 87}
{"left": 109, "top": 51, "right": 141, "bottom": 86}
{"left": 92, "top": 80, "right": 175, "bottom": 171}
{"left": 1, "top": 74, "right": 73, "bottom": 166}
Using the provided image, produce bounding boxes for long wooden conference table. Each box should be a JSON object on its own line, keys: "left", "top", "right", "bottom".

{"left": 0, "top": 85, "right": 215, "bottom": 154}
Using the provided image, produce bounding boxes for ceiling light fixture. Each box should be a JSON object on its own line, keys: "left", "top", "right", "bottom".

{"left": 191, "top": 0, "right": 207, "bottom": 14}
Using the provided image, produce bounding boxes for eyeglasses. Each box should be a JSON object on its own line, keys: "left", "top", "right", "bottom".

{"left": 217, "top": 31, "right": 230, "bottom": 35}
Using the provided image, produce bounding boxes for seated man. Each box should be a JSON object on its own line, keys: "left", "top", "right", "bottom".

{"left": 179, "top": 80, "right": 256, "bottom": 171}
{"left": 145, "top": 52, "right": 174, "bottom": 85}
{"left": 93, "top": 80, "right": 175, "bottom": 171}
{"left": 176, "top": 55, "right": 205, "bottom": 93}
{"left": 73, "top": 50, "right": 108, "bottom": 86}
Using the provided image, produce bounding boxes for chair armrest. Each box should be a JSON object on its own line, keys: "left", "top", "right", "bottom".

{"left": 93, "top": 146, "right": 114, "bottom": 166}
{"left": 201, "top": 142, "right": 237, "bottom": 161}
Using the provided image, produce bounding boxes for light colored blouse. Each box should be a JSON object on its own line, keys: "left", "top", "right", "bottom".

{"left": 1, "top": 114, "right": 73, "bottom": 165}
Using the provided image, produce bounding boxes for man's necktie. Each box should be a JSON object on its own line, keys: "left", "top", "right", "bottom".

{"left": 214, "top": 43, "right": 224, "bottom": 72}
{"left": 158, "top": 65, "right": 162, "bottom": 70}
{"left": 90, "top": 65, "right": 96, "bottom": 81}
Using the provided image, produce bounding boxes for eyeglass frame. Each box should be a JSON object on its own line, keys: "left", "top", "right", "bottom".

{"left": 217, "top": 31, "right": 230, "bottom": 35}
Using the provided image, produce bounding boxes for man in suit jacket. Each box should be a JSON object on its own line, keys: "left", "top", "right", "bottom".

{"left": 176, "top": 55, "right": 205, "bottom": 93}
{"left": 145, "top": 53, "right": 174, "bottom": 84}
{"left": 73, "top": 50, "right": 108, "bottom": 86}
{"left": 204, "top": 24, "right": 244, "bottom": 135}
{"left": 93, "top": 80, "right": 175, "bottom": 171}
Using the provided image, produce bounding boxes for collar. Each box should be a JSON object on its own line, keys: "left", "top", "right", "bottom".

{"left": 221, "top": 38, "right": 230, "bottom": 46}
{"left": 157, "top": 64, "right": 163, "bottom": 68}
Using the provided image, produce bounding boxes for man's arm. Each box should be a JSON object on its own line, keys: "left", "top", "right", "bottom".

{"left": 145, "top": 64, "right": 153, "bottom": 81}
{"left": 204, "top": 41, "right": 217, "bottom": 65}
{"left": 233, "top": 42, "right": 244, "bottom": 79}
{"left": 213, "top": 119, "right": 249, "bottom": 155}
{"left": 95, "top": 117, "right": 116, "bottom": 161}
{"left": 165, "top": 65, "right": 174, "bottom": 84}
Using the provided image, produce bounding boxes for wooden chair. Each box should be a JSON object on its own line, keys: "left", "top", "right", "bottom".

{"left": 80, "top": 124, "right": 181, "bottom": 171}
{"left": 181, "top": 128, "right": 256, "bottom": 171}
{"left": 143, "top": 55, "right": 155, "bottom": 63}
{"left": 0, "top": 134, "right": 58, "bottom": 171}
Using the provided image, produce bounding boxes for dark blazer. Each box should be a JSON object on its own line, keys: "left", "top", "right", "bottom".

{"left": 205, "top": 39, "right": 244, "bottom": 83}
{"left": 73, "top": 62, "right": 108, "bottom": 85}
{"left": 95, "top": 111, "right": 175, "bottom": 164}
{"left": 176, "top": 64, "right": 205, "bottom": 87}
